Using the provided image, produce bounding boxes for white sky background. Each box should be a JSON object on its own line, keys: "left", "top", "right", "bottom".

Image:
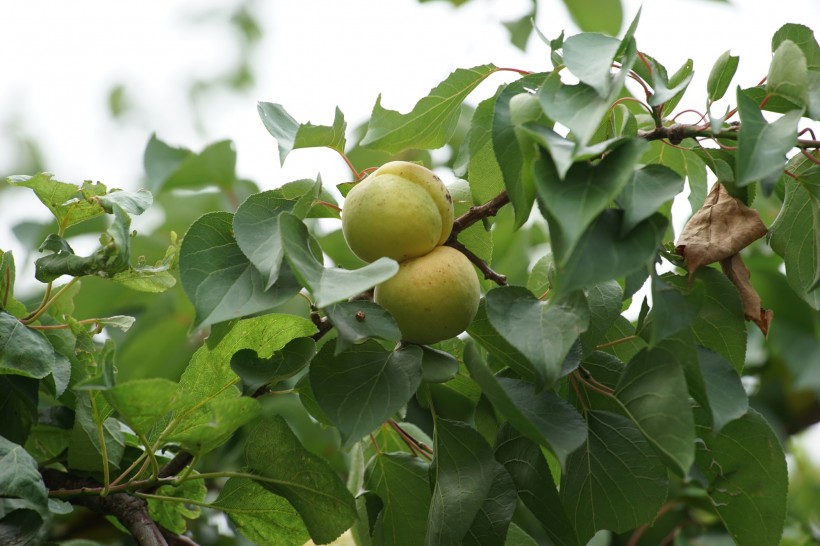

{"left": 2, "top": 0, "right": 820, "bottom": 455}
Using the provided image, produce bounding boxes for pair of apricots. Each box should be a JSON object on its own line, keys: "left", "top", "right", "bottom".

{"left": 341, "top": 161, "right": 480, "bottom": 345}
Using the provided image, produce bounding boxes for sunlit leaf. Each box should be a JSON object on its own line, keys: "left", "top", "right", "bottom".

{"left": 361, "top": 65, "right": 498, "bottom": 153}
{"left": 258, "top": 102, "right": 347, "bottom": 164}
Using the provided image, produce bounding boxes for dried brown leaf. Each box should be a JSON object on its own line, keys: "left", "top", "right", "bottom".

{"left": 676, "top": 183, "right": 768, "bottom": 275}
{"left": 720, "top": 253, "right": 773, "bottom": 336}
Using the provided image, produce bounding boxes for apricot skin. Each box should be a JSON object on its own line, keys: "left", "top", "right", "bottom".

{"left": 374, "top": 245, "right": 480, "bottom": 345}
{"left": 341, "top": 161, "right": 454, "bottom": 263}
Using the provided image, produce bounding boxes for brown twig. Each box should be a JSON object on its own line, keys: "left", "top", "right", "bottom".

{"left": 445, "top": 239, "right": 507, "bottom": 286}
{"left": 42, "top": 469, "right": 170, "bottom": 546}
{"left": 449, "top": 190, "right": 510, "bottom": 237}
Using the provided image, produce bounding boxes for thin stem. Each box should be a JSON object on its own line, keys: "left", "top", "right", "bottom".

{"left": 610, "top": 96, "right": 653, "bottom": 115}
{"left": 21, "top": 279, "right": 79, "bottom": 325}
{"left": 388, "top": 419, "right": 433, "bottom": 460}
{"left": 627, "top": 500, "right": 679, "bottom": 546}
{"left": 134, "top": 492, "right": 213, "bottom": 510}
{"left": 578, "top": 366, "right": 615, "bottom": 395}
{"left": 315, "top": 200, "right": 342, "bottom": 212}
{"left": 801, "top": 148, "right": 820, "bottom": 166}
{"left": 91, "top": 396, "right": 111, "bottom": 495}
{"left": 574, "top": 372, "right": 616, "bottom": 398}
{"left": 369, "top": 433, "right": 382, "bottom": 455}
{"left": 496, "top": 66, "right": 533, "bottom": 76}
{"left": 568, "top": 374, "right": 588, "bottom": 412}
{"left": 27, "top": 317, "right": 101, "bottom": 331}
{"left": 596, "top": 335, "right": 639, "bottom": 350}
{"left": 336, "top": 150, "right": 360, "bottom": 180}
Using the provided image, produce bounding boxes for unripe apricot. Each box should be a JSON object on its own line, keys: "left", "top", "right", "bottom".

{"left": 374, "top": 245, "right": 480, "bottom": 345}
{"left": 341, "top": 161, "right": 454, "bottom": 263}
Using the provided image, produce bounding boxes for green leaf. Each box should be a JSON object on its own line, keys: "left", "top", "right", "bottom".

{"left": 0, "top": 376, "right": 38, "bottom": 445}
{"left": 466, "top": 95, "right": 505, "bottom": 205}
{"left": 96, "top": 188, "right": 153, "bottom": 216}
{"left": 772, "top": 23, "right": 820, "bottom": 71}
{"left": 694, "top": 409, "right": 788, "bottom": 546}
{"left": 615, "top": 342, "right": 696, "bottom": 475}
{"left": 167, "top": 397, "right": 260, "bottom": 456}
{"left": 617, "top": 164, "right": 684, "bottom": 236}
{"left": 647, "top": 272, "right": 704, "bottom": 346}
{"left": 420, "top": 345, "right": 459, "bottom": 384}
{"left": 310, "top": 341, "right": 422, "bottom": 447}
{"left": 707, "top": 50, "right": 740, "bottom": 102}
{"left": 769, "top": 170, "right": 820, "bottom": 310}
{"left": 233, "top": 180, "right": 321, "bottom": 289}
{"left": 492, "top": 74, "right": 550, "bottom": 228}
{"left": 230, "top": 337, "right": 316, "bottom": 395}
{"left": 0, "top": 509, "right": 44, "bottom": 545}
{"left": 179, "top": 211, "right": 302, "bottom": 329}
{"left": 67, "top": 392, "right": 124, "bottom": 473}
{"left": 5, "top": 174, "right": 107, "bottom": 232}
{"left": 578, "top": 281, "right": 623, "bottom": 354}
{"left": 143, "top": 135, "right": 236, "bottom": 193}
{"left": 467, "top": 300, "right": 534, "bottom": 382}
{"left": 0, "top": 436, "right": 48, "bottom": 513}
{"left": 538, "top": 40, "right": 635, "bottom": 146}
{"left": 535, "top": 139, "right": 648, "bottom": 257}
{"left": 551, "top": 210, "right": 667, "bottom": 295}
{"left": 245, "top": 417, "right": 357, "bottom": 545}
{"left": 560, "top": 0, "right": 622, "bottom": 35}
{"left": 485, "top": 287, "right": 589, "bottom": 389}
{"left": 213, "top": 477, "right": 309, "bottom": 546}
{"left": 647, "top": 58, "right": 694, "bottom": 108}
{"left": 663, "top": 268, "right": 747, "bottom": 372}
{"left": 462, "top": 463, "right": 517, "bottom": 546}
{"left": 365, "top": 453, "right": 431, "bottom": 546}
{"left": 147, "top": 479, "right": 207, "bottom": 535}
{"left": 693, "top": 346, "right": 748, "bottom": 433}
{"left": 34, "top": 203, "right": 132, "bottom": 283}
{"left": 520, "top": 125, "right": 628, "bottom": 181}
{"left": 560, "top": 411, "right": 669, "bottom": 543}
{"left": 426, "top": 418, "right": 497, "bottom": 546}
{"left": 464, "top": 342, "right": 586, "bottom": 467}
{"left": 642, "top": 140, "right": 708, "bottom": 211}
{"left": 767, "top": 40, "right": 809, "bottom": 106}
{"left": 493, "top": 424, "right": 579, "bottom": 546}
{"left": 279, "top": 212, "right": 398, "bottom": 308}
{"left": 736, "top": 88, "right": 802, "bottom": 187}
{"left": 176, "top": 313, "right": 315, "bottom": 411}
{"left": 0, "top": 311, "right": 57, "bottom": 380}
{"left": 324, "top": 301, "right": 402, "bottom": 355}
{"left": 257, "top": 102, "right": 346, "bottom": 165}
{"left": 562, "top": 33, "right": 622, "bottom": 97}
{"left": 361, "top": 65, "right": 498, "bottom": 153}
{"left": 103, "top": 378, "right": 180, "bottom": 437}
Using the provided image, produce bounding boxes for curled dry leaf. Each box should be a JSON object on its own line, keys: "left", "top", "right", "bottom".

{"left": 676, "top": 183, "right": 768, "bottom": 274}
{"left": 720, "top": 253, "right": 774, "bottom": 336}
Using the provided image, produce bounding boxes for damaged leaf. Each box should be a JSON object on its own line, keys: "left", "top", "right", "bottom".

{"left": 720, "top": 253, "right": 773, "bottom": 336}
{"left": 676, "top": 183, "right": 768, "bottom": 275}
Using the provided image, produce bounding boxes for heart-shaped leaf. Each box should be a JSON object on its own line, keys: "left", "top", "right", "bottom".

{"left": 179, "top": 211, "right": 302, "bottom": 329}
{"left": 324, "top": 301, "right": 401, "bottom": 355}
{"left": 230, "top": 337, "right": 316, "bottom": 395}
{"left": 279, "top": 212, "right": 398, "bottom": 308}
{"left": 309, "top": 340, "right": 422, "bottom": 446}
{"left": 233, "top": 180, "right": 321, "bottom": 289}
{"left": 485, "top": 286, "right": 589, "bottom": 389}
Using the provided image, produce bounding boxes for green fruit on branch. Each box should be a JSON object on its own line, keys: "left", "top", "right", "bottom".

{"left": 341, "top": 161, "right": 454, "bottom": 263}
{"left": 374, "top": 245, "right": 480, "bottom": 345}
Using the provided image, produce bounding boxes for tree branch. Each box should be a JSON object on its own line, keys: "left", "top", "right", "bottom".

{"left": 449, "top": 190, "right": 509, "bottom": 237}
{"left": 446, "top": 239, "right": 507, "bottom": 286}
{"left": 42, "top": 469, "right": 169, "bottom": 546}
